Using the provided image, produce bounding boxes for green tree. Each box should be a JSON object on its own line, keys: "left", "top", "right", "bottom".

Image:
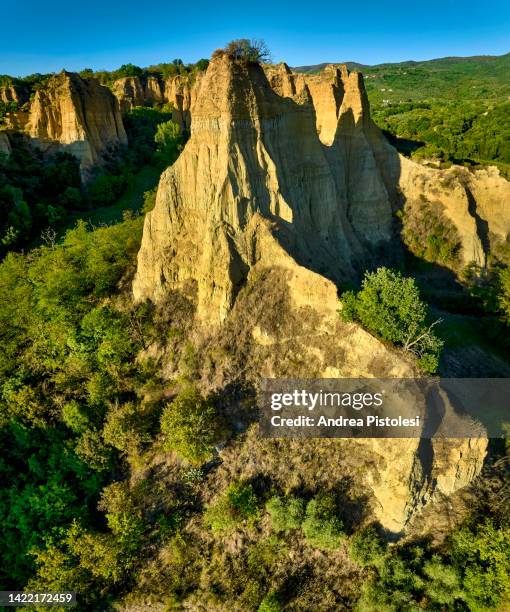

{"left": 266, "top": 495, "right": 304, "bottom": 533}
{"left": 302, "top": 494, "right": 344, "bottom": 550}
{"left": 341, "top": 267, "right": 443, "bottom": 373}
{"left": 349, "top": 525, "right": 387, "bottom": 567}
{"left": 223, "top": 39, "right": 271, "bottom": 63}
{"left": 115, "top": 63, "right": 144, "bottom": 79}
{"left": 160, "top": 387, "right": 220, "bottom": 465}
{"left": 204, "top": 481, "right": 259, "bottom": 533}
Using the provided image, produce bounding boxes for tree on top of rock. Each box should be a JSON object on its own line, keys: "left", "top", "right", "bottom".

{"left": 219, "top": 39, "right": 271, "bottom": 64}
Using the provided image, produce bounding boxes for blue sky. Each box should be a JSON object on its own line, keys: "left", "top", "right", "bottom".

{"left": 1, "top": 0, "right": 510, "bottom": 76}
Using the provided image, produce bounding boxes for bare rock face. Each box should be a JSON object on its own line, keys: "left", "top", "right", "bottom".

{"left": 132, "top": 56, "right": 487, "bottom": 533}
{"left": 27, "top": 71, "right": 127, "bottom": 176}
{"left": 163, "top": 75, "right": 196, "bottom": 131}
{"left": 113, "top": 76, "right": 166, "bottom": 112}
{"left": 0, "top": 83, "right": 29, "bottom": 105}
{"left": 133, "top": 55, "right": 395, "bottom": 320}
{"left": 398, "top": 156, "right": 510, "bottom": 267}
{"left": 112, "top": 73, "right": 196, "bottom": 132}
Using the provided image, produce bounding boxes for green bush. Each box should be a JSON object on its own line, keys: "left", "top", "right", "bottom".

{"left": 258, "top": 591, "right": 282, "bottom": 612}
{"left": 451, "top": 521, "right": 510, "bottom": 609}
{"left": 349, "top": 525, "right": 387, "bottom": 567}
{"left": 154, "top": 119, "right": 183, "bottom": 163}
{"left": 87, "top": 173, "right": 127, "bottom": 207}
{"left": 204, "top": 481, "right": 259, "bottom": 533}
{"left": 160, "top": 387, "right": 220, "bottom": 465}
{"left": 266, "top": 495, "right": 304, "bottom": 533}
{"left": 341, "top": 267, "right": 443, "bottom": 373}
{"left": 351, "top": 518, "right": 510, "bottom": 611}
{"left": 302, "top": 494, "right": 344, "bottom": 550}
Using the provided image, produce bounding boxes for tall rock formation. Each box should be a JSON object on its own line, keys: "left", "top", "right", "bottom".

{"left": 398, "top": 157, "right": 510, "bottom": 267}
{"left": 133, "top": 54, "right": 396, "bottom": 321}
{"left": 132, "top": 56, "right": 488, "bottom": 533}
{"left": 26, "top": 71, "right": 127, "bottom": 176}
{"left": 0, "top": 82, "right": 29, "bottom": 105}
{"left": 113, "top": 75, "right": 165, "bottom": 112}
{"left": 112, "top": 73, "right": 196, "bottom": 131}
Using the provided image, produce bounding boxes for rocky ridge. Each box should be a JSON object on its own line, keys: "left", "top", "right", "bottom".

{"left": 132, "top": 55, "right": 490, "bottom": 533}
{"left": 25, "top": 71, "right": 127, "bottom": 176}
{"left": 133, "top": 55, "right": 396, "bottom": 320}
{"left": 113, "top": 73, "right": 197, "bottom": 131}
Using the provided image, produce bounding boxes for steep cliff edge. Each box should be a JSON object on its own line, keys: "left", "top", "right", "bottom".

{"left": 113, "top": 75, "right": 165, "bottom": 111}
{"left": 133, "top": 54, "right": 395, "bottom": 321}
{"left": 132, "top": 55, "right": 487, "bottom": 533}
{"left": 26, "top": 71, "right": 127, "bottom": 175}
{"left": 398, "top": 157, "right": 510, "bottom": 267}
{"left": 0, "top": 82, "right": 29, "bottom": 105}
{"left": 113, "top": 74, "right": 196, "bottom": 130}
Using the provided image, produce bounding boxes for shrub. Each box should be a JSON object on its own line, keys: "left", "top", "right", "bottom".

{"left": 341, "top": 267, "right": 443, "bottom": 373}
{"left": 87, "top": 173, "right": 127, "bottom": 207}
{"left": 399, "top": 198, "right": 462, "bottom": 268}
{"left": 204, "top": 481, "right": 259, "bottom": 533}
{"left": 160, "top": 387, "right": 220, "bottom": 465}
{"left": 302, "top": 494, "right": 344, "bottom": 550}
{"left": 154, "top": 119, "right": 183, "bottom": 163}
{"left": 497, "top": 266, "right": 510, "bottom": 324}
{"left": 423, "top": 556, "right": 464, "bottom": 606}
{"left": 266, "top": 495, "right": 304, "bottom": 533}
{"left": 258, "top": 591, "right": 282, "bottom": 612}
{"left": 349, "top": 525, "right": 387, "bottom": 567}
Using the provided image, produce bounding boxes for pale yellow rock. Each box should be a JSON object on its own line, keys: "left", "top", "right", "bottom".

{"left": 0, "top": 84, "right": 26, "bottom": 104}
{"left": 27, "top": 71, "right": 127, "bottom": 176}
{"left": 113, "top": 76, "right": 147, "bottom": 112}
{"left": 113, "top": 75, "right": 166, "bottom": 113}
{"left": 133, "top": 55, "right": 395, "bottom": 319}
{"left": 163, "top": 74, "right": 196, "bottom": 130}
{"left": 133, "top": 57, "right": 488, "bottom": 533}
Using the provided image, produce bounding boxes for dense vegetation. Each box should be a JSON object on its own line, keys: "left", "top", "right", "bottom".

{"left": 350, "top": 516, "right": 510, "bottom": 611}
{"left": 0, "top": 107, "right": 182, "bottom": 254}
{"left": 362, "top": 54, "right": 510, "bottom": 172}
{"left": 80, "top": 58, "right": 209, "bottom": 86}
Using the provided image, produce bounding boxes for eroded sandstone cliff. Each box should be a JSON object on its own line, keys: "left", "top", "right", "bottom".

{"left": 132, "top": 55, "right": 488, "bottom": 533}
{"left": 0, "top": 83, "right": 29, "bottom": 105}
{"left": 113, "top": 74, "right": 196, "bottom": 131}
{"left": 398, "top": 156, "right": 510, "bottom": 268}
{"left": 26, "top": 71, "right": 127, "bottom": 175}
{"left": 133, "top": 54, "right": 396, "bottom": 320}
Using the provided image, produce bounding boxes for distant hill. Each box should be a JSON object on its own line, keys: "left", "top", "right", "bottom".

{"left": 292, "top": 61, "right": 365, "bottom": 73}
{"left": 293, "top": 52, "right": 510, "bottom": 75}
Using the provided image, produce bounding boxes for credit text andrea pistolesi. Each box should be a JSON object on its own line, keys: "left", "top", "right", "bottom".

{"left": 270, "top": 415, "right": 421, "bottom": 427}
